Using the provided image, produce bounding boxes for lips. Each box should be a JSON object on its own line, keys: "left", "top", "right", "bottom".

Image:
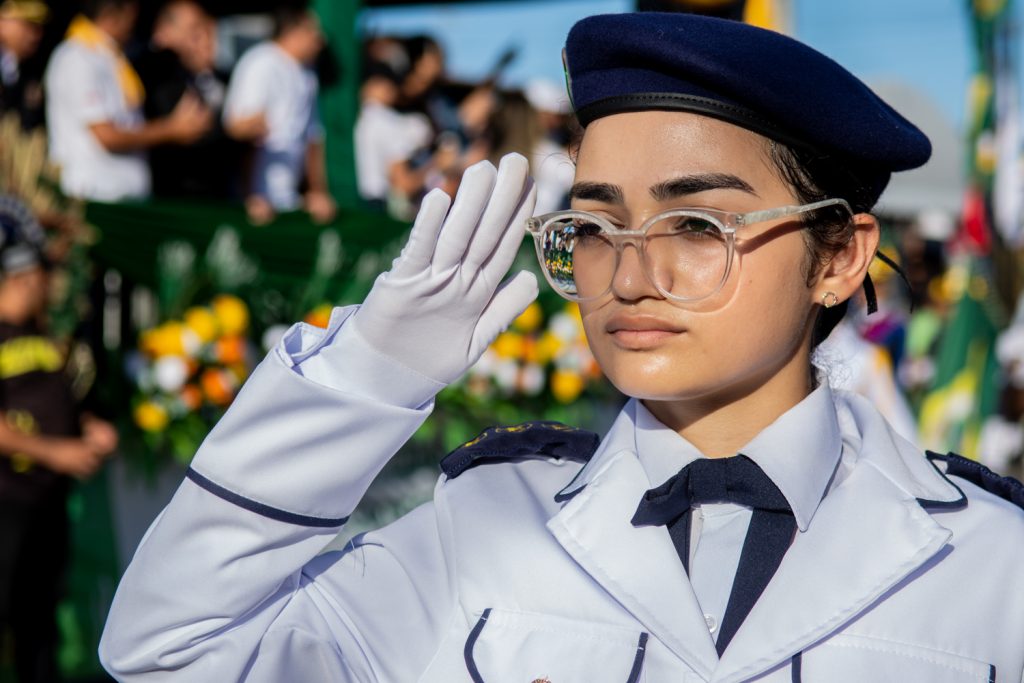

{"left": 605, "top": 314, "right": 686, "bottom": 349}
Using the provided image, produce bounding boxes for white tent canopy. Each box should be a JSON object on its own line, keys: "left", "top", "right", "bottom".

{"left": 872, "top": 81, "right": 965, "bottom": 218}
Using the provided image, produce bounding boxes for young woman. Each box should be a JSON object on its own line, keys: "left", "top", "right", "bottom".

{"left": 100, "top": 12, "right": 1024, "bottom": 682}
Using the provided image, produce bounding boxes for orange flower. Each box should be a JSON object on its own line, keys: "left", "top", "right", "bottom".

{"left": 179, "top": 384, "right": 202, "bottom": 411}
{"left": 215, "top": 335, "right": 246, "bottom": 365}
{"left": 304, "top": 304, "right": 333, "bottom": 329}
{"left": 200, "top": 368, "right": 237, "bottom": 406}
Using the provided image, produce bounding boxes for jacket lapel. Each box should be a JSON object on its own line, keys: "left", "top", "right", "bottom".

{"left": 710, "top": 458, "right": 954, "bottom": 683}
{"left": 547, "top": 447, "right": 721, "bottom": 680}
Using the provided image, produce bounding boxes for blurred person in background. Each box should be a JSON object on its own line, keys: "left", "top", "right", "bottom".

{"left": 0, "top": 0, "right": 47, "bottom": 131}
{"left": 399, "top": 36, "right": 498, "bottom": 183}
{"left": 135, "top": 0, "right": 243, "bottom": 199}
{"left": 524, "top": 79, "right": 573, "bottom": 214}
{"left": 44, "top": 0, "right": 211, "bottom": 201}
{"left": 0, "top": 196, "right": 117, "bottom": 683}
{"left": 223, "top": 3, "right": 335, "bottom": 225}
{"left": 354, "top": 59, "right": 435, "bottom": 215}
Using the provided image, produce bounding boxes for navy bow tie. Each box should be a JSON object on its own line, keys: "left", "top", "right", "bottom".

{"left": 631, "top": 455, "right": 792, "bottom": 527}
{"left": 632, "top": 455, "right": 796, "bottom": 655}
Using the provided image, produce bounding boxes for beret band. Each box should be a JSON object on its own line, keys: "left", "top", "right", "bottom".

{"left": 576, "top": 92, "right": 811, "bottom": 152}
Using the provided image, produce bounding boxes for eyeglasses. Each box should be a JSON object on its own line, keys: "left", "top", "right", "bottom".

{"left": 525, "top": 198, "right": 852, "bottom": 304}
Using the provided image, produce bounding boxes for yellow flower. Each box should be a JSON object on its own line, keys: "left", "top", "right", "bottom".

{"left": 512, "top": 302, "right": 543, "bottom": 333}
{"left": 212, "top": 295, "right": 249, "bottom": 336}
{"left": 551, "top": 368, "right": 585, "bottom": 404}
{"left": 141, "top": 322, "right": 195, "bottom": 357}
{"left": 492, "top": 331, "right": 525, "bottom": 359}
{"left": 134, "top": 401, "right": 169, "bottom": 432}
{"left": 536, "top": 331, "right": 563, "bottom": 364}
{"left": 184, "top": 307, "right": 219, "bottom": 343}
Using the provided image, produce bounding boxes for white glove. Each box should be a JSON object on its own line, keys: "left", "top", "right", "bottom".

{"left": 352, "top": 154, "right": 539, "bottom": 385}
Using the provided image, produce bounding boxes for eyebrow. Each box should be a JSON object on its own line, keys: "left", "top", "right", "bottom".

{"left": 650, "top": 173, "right": 758, "bottom": 201}
{"left": 569, "top": 173, "right": 758, "bottom": 206}
{"left": 568, "top": 181, "right": 624, "bottom": 204}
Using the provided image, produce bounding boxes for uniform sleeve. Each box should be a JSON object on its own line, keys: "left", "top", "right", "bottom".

{"left": 99, "top": 306, "right": 455, "bottom": 681}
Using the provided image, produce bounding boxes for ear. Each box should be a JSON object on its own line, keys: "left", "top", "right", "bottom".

{"left": 811, "top": 213, "right": 880, "bottom": 306}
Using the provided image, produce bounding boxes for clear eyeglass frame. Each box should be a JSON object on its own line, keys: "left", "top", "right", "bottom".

{"left": 525, "top": 197, "right": 853, "bottom": 304}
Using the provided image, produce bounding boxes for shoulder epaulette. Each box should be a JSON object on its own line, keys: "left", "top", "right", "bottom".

{"left": 927, "top": 451, "right": 1024, "bottom": 510}
{"left": 441, "top": 421, "right": 600, "bottom": 479}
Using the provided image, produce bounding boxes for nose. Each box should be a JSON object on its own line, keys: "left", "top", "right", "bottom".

{"left": 609, "top": 239, "right": 661, "bottom": 301}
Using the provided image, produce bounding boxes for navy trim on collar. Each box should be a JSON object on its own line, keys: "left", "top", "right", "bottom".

{"left": 916, "top": 452, "right": 969, "bottom": 511}
{"left": 923, "top": 451, "right": 1024, "bottom": 511}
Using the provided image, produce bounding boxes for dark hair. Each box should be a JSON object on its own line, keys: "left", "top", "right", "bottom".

{"left": 272, "top": 3, "right": 311, "bottom": 39}
{"left": 764, "top": 141, "right": 885, "bottom": 347}
{"left": 82, "top": 0, "right": 137, "bottom": 20}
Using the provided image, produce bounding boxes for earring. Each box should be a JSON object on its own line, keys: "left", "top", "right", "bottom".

{"left": 821, "top": 291, "right": 840, "bottom": 308}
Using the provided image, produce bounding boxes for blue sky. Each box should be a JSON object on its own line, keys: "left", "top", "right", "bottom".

{"left": 359, "top": 0, "right": 993, "bottom": 131}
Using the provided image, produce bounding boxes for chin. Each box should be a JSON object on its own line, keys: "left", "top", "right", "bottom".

{"left": 598, "top": 352, "right": 710, "bottom": 401}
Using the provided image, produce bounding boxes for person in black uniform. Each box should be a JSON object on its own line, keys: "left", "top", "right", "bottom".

{"left": 134, "top": 0, "right": 243, "bottom": 199}
{"left": 0, "top": 196, "right": 117, "bottom": 683}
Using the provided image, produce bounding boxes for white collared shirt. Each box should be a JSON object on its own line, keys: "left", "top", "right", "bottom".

{"left": 632, "top": 382, "right": 844, "bottom": 642}
{"left": 44, "top": 39, "right": 150, "bottom": 201}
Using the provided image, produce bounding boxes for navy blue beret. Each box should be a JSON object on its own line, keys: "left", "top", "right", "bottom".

{"left": 564, "top": 12, "right": 931, "bottom": 174}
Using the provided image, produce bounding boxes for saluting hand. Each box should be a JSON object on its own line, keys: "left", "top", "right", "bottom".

{"left": 352, "top": 154, "right": 538, "bottom": 385}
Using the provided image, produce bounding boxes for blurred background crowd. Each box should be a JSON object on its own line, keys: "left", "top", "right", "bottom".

{"left": 0, "top": 0, "right": 1022, "bottom": 680}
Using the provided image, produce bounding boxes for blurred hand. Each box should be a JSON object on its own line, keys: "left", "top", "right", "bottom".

{"left": 304, "top": 190, "right": 337, "bottom": 224}
{"left": 167, "top": 92, "right": 214, "bottom": 144}
{"left": 41, "top": 439, "right": 105, "bottom": 479}
{"left": 245, "top": 194, "right": 275, "bottom": 225}
{"left": 82, "top": 416, "right": 119, "bottom": 457}
{"left": 227, "top": 112, "right": 269, "bottom": 142}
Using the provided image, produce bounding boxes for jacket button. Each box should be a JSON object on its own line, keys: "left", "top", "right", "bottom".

{"left": 704, "top": 614, "right": 718, "bottom": 633}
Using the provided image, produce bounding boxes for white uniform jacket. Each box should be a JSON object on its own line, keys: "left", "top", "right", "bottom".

{"left": 100, "top": 307, "right": 1024, "bottom": 682}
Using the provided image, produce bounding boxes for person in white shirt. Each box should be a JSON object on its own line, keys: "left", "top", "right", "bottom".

{"left": 354, "top": 60, "right": 433, "bottom": 212}
{"left": 44, "top": 0, "right": 211, "bottom": 202}
{"left": 223, "top": 5, "right": 335, "bottom": 224}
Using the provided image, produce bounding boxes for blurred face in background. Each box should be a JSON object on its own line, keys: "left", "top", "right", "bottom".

{"left": 281, "top": 11, "right": 324, "bottom": 66}
{"left": 0, "top": 17, "right": 42, "bottom": 60}
{"left": 98, "top": 1, "right": 138, "bottom": 46}
{"left": 0, "top": 266, "right": 48, "bottom": 324}
{"left": 153, "top": 0, "right": 214, "bottom": 73}
{"left": 403, "top": 44, "right": 443, "bottom": 101}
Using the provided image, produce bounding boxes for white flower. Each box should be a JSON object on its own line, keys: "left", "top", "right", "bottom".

{"left": 493, "top": 359, "right": 520, "bottom": 393}
{"left": 153, "top": 355, "right": 190, "bottom": 393}
{"left": 549, "top": 312, "right": 580, "bottom": 343}
{"left": 261, "top": 324, "right": 290, "bottom": 353}
{"left": 520, "top": 363, "right": 545, "bottom": 395}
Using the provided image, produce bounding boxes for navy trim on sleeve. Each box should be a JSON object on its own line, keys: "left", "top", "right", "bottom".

{"left": 791, "top": 651, "right": 802, "bottom": 683}
{"left": 185, "top": 467, "right": 350, "bottom": 528}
